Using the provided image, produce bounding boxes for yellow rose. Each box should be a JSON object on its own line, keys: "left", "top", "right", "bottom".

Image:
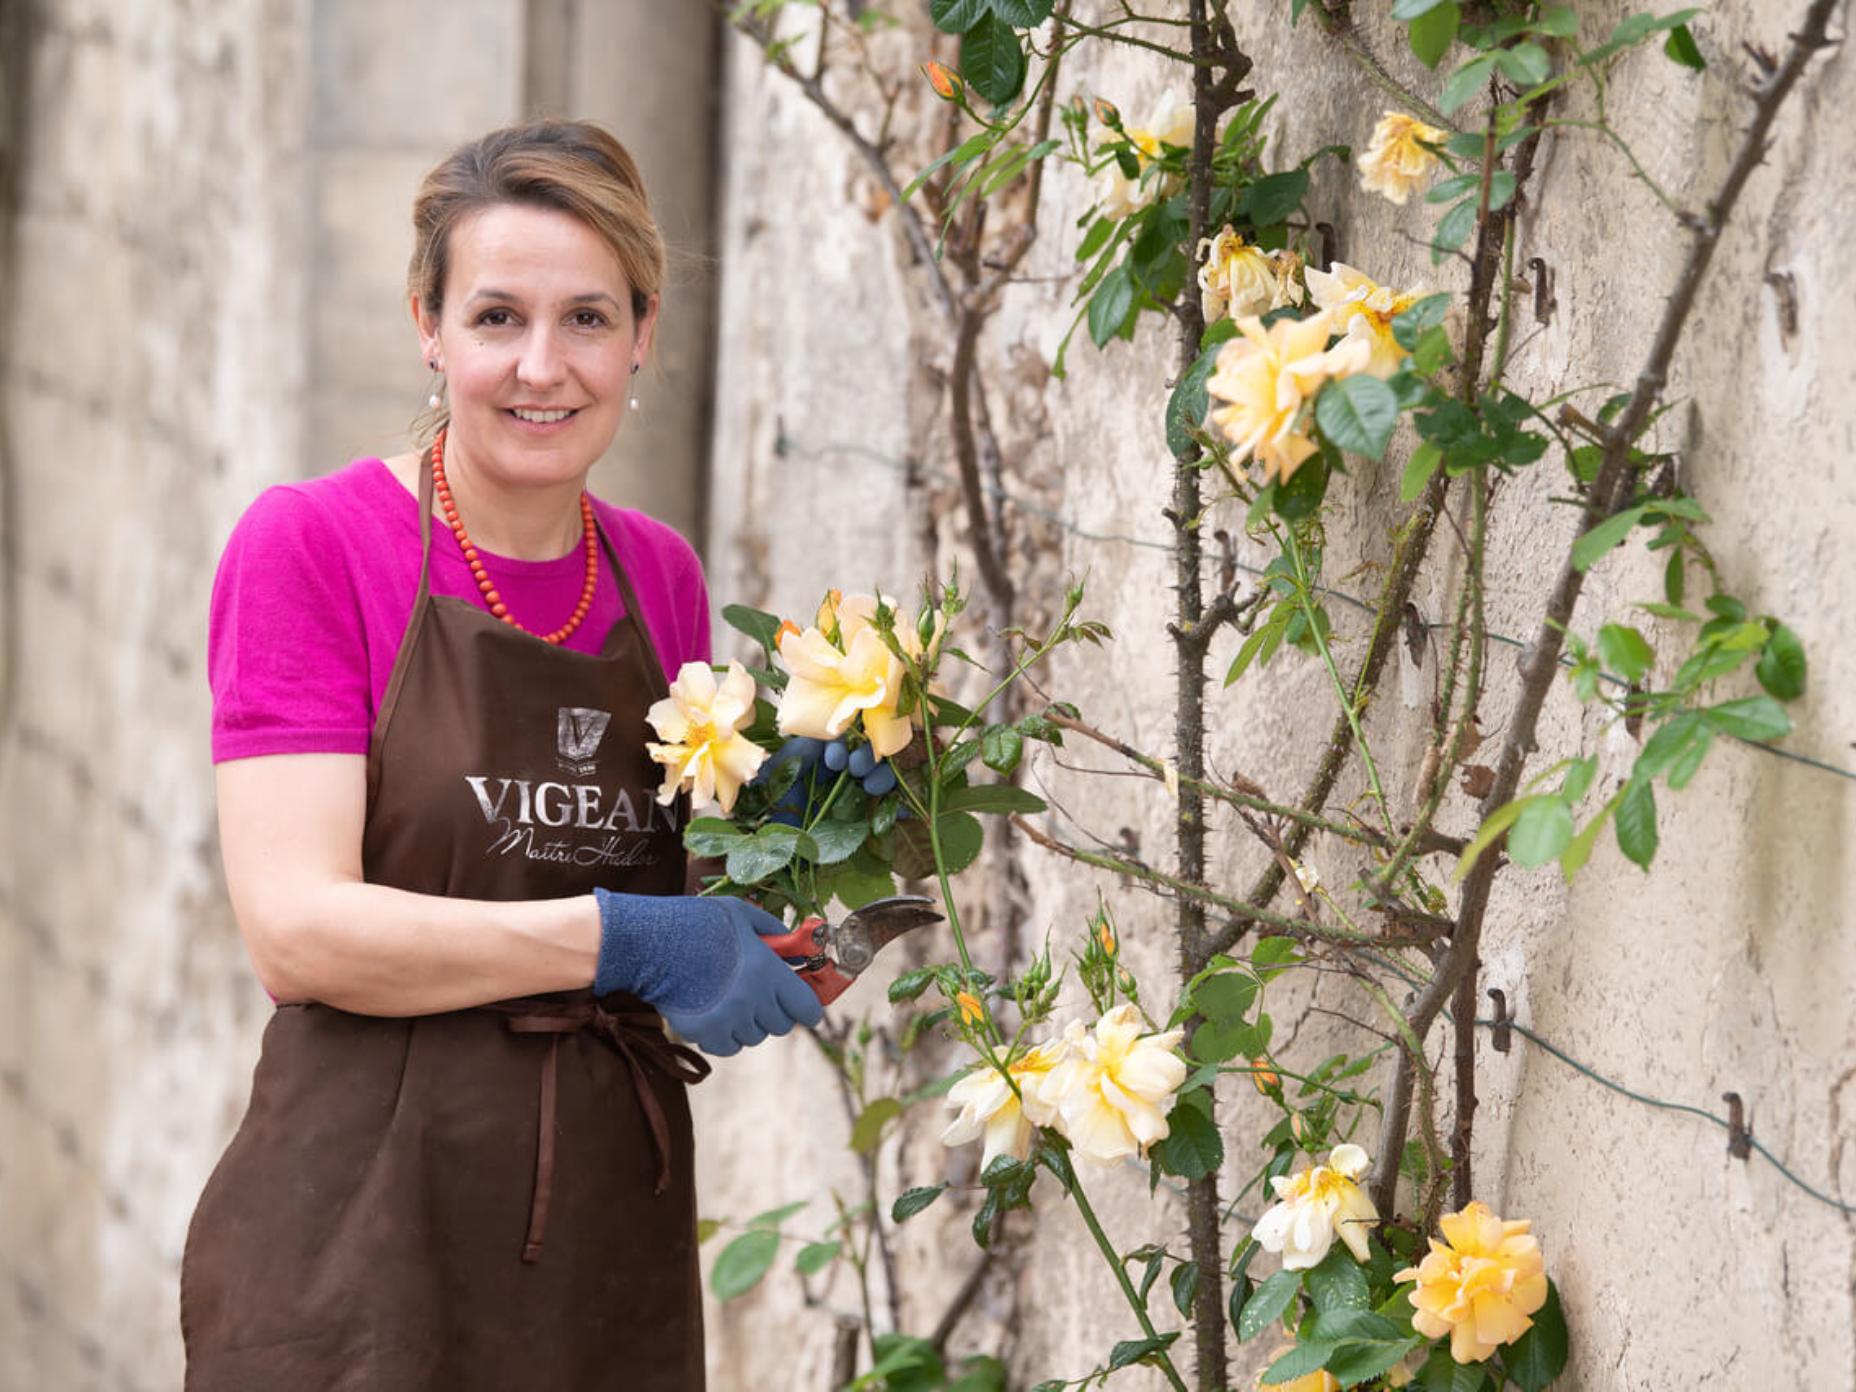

{"left": 939, "top": 1036, "right": 1070, "bottom": 1167}
{"left": 1358, "top": 111, "right": 1446, "bottom": 205}
{"left": 1252, "top": 1143, "right": 1379, "bottom": 1270}
{"left": 1092, "top": 100, "right": 1193, "bottom": 218}
{"left": 1204, "top": 310, "right": 1371, "bottom": 482}
{"left": 1041, "top": 1004, "right": 1187, "bottom": 1163}
{"left": 1305, "top": 261, "right": 1426, "bottom": 379}
{"left": 775, "top": 592, "right": 937, "bottom": 760}
{"left": 1197, "top": 226, "right": 1306, "bottom": 323}
{"left": 644, "top": 660, "right": 768, "bottom": 815}
{"left": 1395, "top": 1200, "right": 1549, "bottom": 1364}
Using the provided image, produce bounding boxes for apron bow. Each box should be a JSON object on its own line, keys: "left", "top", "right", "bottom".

{"left": 485, "top": 998, "right": 712, "bottom": 1264}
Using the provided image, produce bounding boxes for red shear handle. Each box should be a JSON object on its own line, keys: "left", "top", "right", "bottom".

{"left": 758, "top": 917, "right": 859, "bottom": 1007}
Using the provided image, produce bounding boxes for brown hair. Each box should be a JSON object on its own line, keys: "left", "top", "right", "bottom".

{"left": 408, "top": 119, "right": 665, "bottom": 329}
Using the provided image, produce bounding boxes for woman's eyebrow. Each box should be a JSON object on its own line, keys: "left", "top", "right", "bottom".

{"left": 464, "top": 288, "right": 621, "bottom": 309}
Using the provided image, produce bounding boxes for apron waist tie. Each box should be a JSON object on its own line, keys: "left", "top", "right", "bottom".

{"left": 483, "top": 999, "right": 711, "bottom": 1264}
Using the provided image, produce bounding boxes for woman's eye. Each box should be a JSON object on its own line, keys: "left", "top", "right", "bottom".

{"left": 570, "top": 310, "right": 609, "bottom": 329}
{"left": 475, "top": 308, "right": 515, "bottom": 328}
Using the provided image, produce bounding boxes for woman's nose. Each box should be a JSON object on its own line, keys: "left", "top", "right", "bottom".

{"left": 516, "top": 327, "right": 567, "bottom": 389}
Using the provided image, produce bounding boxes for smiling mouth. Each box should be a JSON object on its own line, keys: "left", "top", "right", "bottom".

{"left": 508, "top": 407, "right": 579, "bottom": 424}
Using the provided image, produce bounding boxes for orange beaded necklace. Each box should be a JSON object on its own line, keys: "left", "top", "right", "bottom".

{"left": 429, "top": 426, "right": 599, "bottom": 645}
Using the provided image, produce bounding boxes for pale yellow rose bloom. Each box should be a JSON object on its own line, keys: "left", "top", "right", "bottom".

{"left": 1197, "top": 226, "right": 1306, "bottom": 323}
{"left": 1252, "top": 1142, "right": 1379, "bottom": 1270}
{"left": 1396, "top": 1200, "right": 1549, "bottom": 1364}
{"left": 644, "top": 660, "right": 768, "bottom": 815}
{"left": 1306, "top": 261, "right": 1425, "bottom": 379}
{"left": 1092, "top": 100, "right": 1194, "bottom": 218}
{"left": 1359, "top": 111, "right": 1446, "bottom": 205}
{"left": 1041, "top": 1004, "right": 1187, "bottom": 1163}
{"left": 1205, "top": 310, "right": 1371, "bottom": 482}
{"left": 939, "top": 1036, "right": 1070, "bottom": 1168}
{"left": 1257, "top": 1348, "right": 1339, "bottom": 1392}
{"left": 776, "top": 592, "right": 938, "bottom": 759}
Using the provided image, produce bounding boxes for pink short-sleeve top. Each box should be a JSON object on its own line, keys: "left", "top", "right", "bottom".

{"left": 209, "top": 457, "right": 711, "bottom": 763}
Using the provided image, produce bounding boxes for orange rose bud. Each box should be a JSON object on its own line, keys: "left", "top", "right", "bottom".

{"left": 955, "top": 990, "right": 985, "bottom": 1025}
{"left": 777, "top": 618, "right": 801, "bottom": 645}
{"left": 1251, "top": 1058, "right": 1282, "bottom": 1095}
{"left": 1092, "top": 97, "right": 1122, "bottom": 128}
{"left": 922, "top": 61, "right": 961, "bottom": 101}
{"left": 1098, "top": 921, "right": 1117, "bottom": 955}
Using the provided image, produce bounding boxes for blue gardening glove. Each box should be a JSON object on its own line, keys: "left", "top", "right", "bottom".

{"left": 592, "top": 890, "right": 824, "bottom": 1056}
{"left": 827, "top": 737, "right": 900, "bottom": 797}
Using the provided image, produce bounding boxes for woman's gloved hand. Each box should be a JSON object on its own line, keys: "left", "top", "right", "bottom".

{"left": 592, "top": 890, "right": 824, "bottom": 1056}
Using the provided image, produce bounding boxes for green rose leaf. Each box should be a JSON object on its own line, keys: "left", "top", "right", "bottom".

{"left": 1194, "top": 970, "right": 1259, "bottom": 1021}
{"left": 1167, "top": 336, "right": 1225, "bottom": 459}
{"left": 684, "top": 817, "right": 747, "bottom": 858}
{"left": 1440, "top": 53, "right": 1496, "bottom": 115}
{"left": 891, "top": 1184, "right": 949, "bottom": 1222}
{"left": 1408, "top": 1, "right": 1460, "bottom": 67}
{"left": 1502, "top": 1280, "right": 1570, "bottom": 1391}
{"left": 887, "top": 811, "right": 984, "bottom": 879}
{"left": 1328, "top": 1336, "right": 1425, "bottom": 1386}
{"left": 726, "top": 824, "right": 815, "bottom": 883}
{"left": 1316, "top": 374, "right": 1400, "bottom": 460}
{"left": 1704, "top": 695, "right": 1791, "bottom": 742}
{"left": 1154, "top": 1092, "right": 1224, "bottom": 1180}
{"left": 850, "top": 1097, "right": 904, "bottom": 1155}
{"left": 940, "top": 783, "right": 1049, "bottom": 816}
{"left": 1088, "top": 262, "right": 1137, "bottom": 347}
{"left": 807, "top": 817, "right": 869, "bottom": 865}
{"left": 1615, "top": 775, "right": 1659, "bottom": 869}
{"left": 1401, "top": 441, "right": 1444, "bottom": 503}
{"left": 958, "top": 12, "right": 1026, "bottom": 105}
{"left": 1238, "top": 169, "right": 1312, "bottom": 226}
{"left": 709, "top": 1228, "right": 780, "bottom": 1302}
{"left": 1170, "top": 1260, "right": 1200, "bottom": 1319}
{"left": 1238, "top": 1268, "right": 1304, "bottom": 1342}
{"left": 1262, "top": 1342, "right": 1340, "bottom": 1384}
{"left": 1754, "top": 621, "right": 1807, "bottom": 700}
{"left": 988, "top": 0, "right": 1055, "bottom": 26}
{"left": 930, "top": 0, "right": 991, "bottom": 32}
{"left": 1305, "top": 1244, "right": 1372, "bottom": 1315}
{"left": 1597, "top": 623, "right": 1655, "bottom": 682}
{"left": 1506, "top": 795, "right": 1574, "bottom": 869}
{"left": 1664, "top": 22, "right": 1706, "bottom": 70}
{"left": 721, "top": 603, "right": 783, "bottom": 652}
{"left": 1571, "top": 504, "right": 1648, "bottom": 572}
{"left": 980, "top": 723, "right": 1025, "bottom": 774}
{"left": 1108, "top": 1332, "right": 1180, "bottom": 1370}
{"left": 1431, "top": 197, "right": 1479, "bottom": 263}
{"left": 794, "top": 1240, "right": 840, "bottom": 1275}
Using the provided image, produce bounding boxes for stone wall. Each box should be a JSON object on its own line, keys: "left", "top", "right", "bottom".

{"left": 695, "top": 4, "right": 1856, "bottom": 1390}
{"left": 0, "top": 2, "right": 717, "bottom": 1387}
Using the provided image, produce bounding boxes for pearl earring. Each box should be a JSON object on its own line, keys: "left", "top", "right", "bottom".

{"left": 629, "top": 361, "right": 640, "bottom": 412}
{"left": 427, "top": 359, "right": 445, "bottom": 411}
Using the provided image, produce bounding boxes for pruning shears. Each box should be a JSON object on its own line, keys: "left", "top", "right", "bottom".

{"left": 761, "top": 895, "right": 944, "bottom": 1006}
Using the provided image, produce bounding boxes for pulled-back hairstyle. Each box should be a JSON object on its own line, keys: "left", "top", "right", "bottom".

{"left": 408, "top": 119, "right": 665, "bottom": 327}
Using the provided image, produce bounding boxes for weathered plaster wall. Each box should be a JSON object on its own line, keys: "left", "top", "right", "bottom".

{"left": 0, "top": 2, "right": 719, "bottom": 1386}
{"left": 698, "top": 5, "right": 1855, "bottom": 1389}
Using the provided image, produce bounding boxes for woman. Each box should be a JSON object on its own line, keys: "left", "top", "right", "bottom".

{"left": 181, "top": 120, "right": 819, "bottom": 1390}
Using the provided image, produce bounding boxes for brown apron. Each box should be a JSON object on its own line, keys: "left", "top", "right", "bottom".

{"left": 181, "top": 460, "right": 710, "bottom": 1390}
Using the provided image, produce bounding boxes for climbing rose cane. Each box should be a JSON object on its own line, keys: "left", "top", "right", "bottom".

{"left": 644, "top": 660, "right": 767, "bottom": 815}
{"left": 1252, "top": 1142, "right": 1379, "bottom": 1270}
{"left": 1396, "top": 1200, "right": 1549, "bottom": 1363}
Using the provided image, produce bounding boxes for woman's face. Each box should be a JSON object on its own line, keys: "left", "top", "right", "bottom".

{"left": 414, "top": 201, "right": 657, "bottom": 488}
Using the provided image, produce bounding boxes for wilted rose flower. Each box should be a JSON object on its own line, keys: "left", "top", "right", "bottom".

{"left": 1358, "top": 111, "right": 1446, "bottom": 205}
{"left": 1041, "top": 1004, "right": 1187, "bottom": 1163}
{"left": 1205, "top": 310, "right": 1371, "bottom": 482}
{"left": 939, "top": 1036, "right": 1069, "bottom": 1167}
{"left": 1306, "top": 262, "right": 1426, "bottom": 379}
{"left": 1197, "top": 226, "right": 1306, "bottom": 323}
{"left": 1396, "top": 1200, "right": 1549, "bottom": 1363}
{"left": 644, "top": 660, "right": 768, "bottom": 815}
{"left": 1252, "top": 1142, "right": 1379, "bottom": 1270}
